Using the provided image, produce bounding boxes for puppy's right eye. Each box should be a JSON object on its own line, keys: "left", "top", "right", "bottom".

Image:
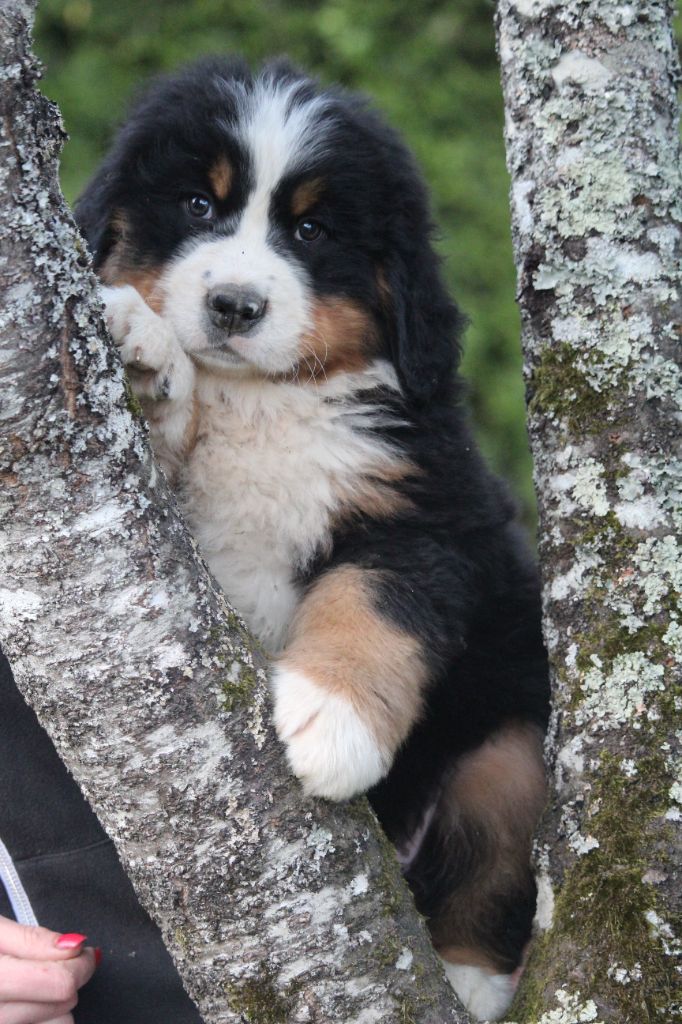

{"left": 185, "top": 194, "right": 214, "bottom": 220}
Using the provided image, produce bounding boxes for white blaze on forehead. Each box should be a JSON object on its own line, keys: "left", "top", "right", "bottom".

{"left": 236, "top": 75, "right": 331, "bottom": 204}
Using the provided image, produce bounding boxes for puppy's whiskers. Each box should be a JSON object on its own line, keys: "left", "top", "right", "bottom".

{"left": 301, "top": 335, "right": 329, "bottom": 385}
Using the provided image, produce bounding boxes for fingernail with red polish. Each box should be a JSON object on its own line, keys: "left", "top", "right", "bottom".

{"left": 94, "top": 947, "right": 103, "bottom": 967}
{"left": 56, "top": 933, "right": 87, "bottom": 949}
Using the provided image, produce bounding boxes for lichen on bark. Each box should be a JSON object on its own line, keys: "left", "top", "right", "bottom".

{"left": 496, "top": 1, "right": 682, "bottom": 1021}
{"left": 0, "top": 3, "right": 468, "bottom": 1021}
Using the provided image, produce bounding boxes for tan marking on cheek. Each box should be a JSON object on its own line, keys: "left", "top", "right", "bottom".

{"left": 111, "top": 268, "right": 165, "bottom": 314}
{"left": 280, "top": 566, "right": 428, "bottom": 756}
{"left": 99, "top": 213, "right": 165, "bottom": 314}
{"left": 208, "top": 157, "right": 233, "bottom": 201}
{"left": 98, "top": 217, "right": 127, "bottom": 282}
{"left": 291, "top": 176, "right": 325, "bottom": 217}
{"left": 376, "top": 267, "right": 392, "bottom": 311}
{"left": 299, "top": 297, "right": 379, "bottom": 378}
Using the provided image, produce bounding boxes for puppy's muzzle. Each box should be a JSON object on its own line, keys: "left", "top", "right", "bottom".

{"left": 206, "top": 285, "right": 268, "bottom": 336}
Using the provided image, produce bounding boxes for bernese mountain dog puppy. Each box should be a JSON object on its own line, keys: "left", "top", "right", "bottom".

{"left": 75, "top": 56, "right": 550, "bottom": 1021}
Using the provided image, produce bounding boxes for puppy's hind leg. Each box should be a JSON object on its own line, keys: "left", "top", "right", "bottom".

{"left": 406, "top": 722, "right": 547, "bottom": 1022}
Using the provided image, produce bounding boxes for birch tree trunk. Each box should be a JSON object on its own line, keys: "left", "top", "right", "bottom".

{"left": 0, "top": 3, "right": 466, "bottom": 1021}
{"left": 496, "top": 2, "right": 682, "bottom": 1021}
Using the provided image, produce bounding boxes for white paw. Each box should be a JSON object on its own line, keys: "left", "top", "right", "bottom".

{"left": 440, "top": 961, "right": 516, "bottom": 1022}
{"left": 100, "top": 284, "right": 193, "bottom": 402}
{"left": 271, "top": 667, "right": 390, "bottom": 800}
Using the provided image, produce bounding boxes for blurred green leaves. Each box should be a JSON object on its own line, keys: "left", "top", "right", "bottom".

{"left": 35, "top": 0, "right": 533, "bottom": 515}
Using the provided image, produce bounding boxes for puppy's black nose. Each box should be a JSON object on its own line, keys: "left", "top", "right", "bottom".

{"left": 206, "top": 285, "right": 268, "bottom": 335}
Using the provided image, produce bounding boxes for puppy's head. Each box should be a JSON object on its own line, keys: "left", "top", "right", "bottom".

{"left": 77, "top": 56, "right": 462, "bottom": 400}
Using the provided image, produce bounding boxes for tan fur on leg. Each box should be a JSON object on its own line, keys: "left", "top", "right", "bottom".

{"left": 272, "top": 566, "right": 428, "bottom": 799}
{"left": 281, "top": 566, "right": 427, "bottom": 753}
{"left": 432, "top": 724, "right": 546, "bottom": 1018}
{"left": 431, "top": 722, "right": 547, "bottom": 968}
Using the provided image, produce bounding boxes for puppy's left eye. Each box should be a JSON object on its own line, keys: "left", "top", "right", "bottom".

{"left": 185, "top": 194, "right": 214, "bottom": 220}
{"left": 295, "top": 219, "right": 326, "bottom": 242}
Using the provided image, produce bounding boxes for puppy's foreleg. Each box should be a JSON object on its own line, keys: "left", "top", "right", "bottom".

{"left": 101, "top": 284, "right": 196, "bottom": 475}
{"left": 272, "top": 565, "right": 428, "bottom": 800}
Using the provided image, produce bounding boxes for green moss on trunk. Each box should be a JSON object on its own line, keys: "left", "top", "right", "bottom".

{"left": 227, "top": 963, "right": 302, "bottom": 1023}
{"left": 514, "top": 748, "right": 681, "bottom": 1022}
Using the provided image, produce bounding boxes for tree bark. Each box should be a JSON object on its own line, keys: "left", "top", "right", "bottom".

{"left": 496, "top": 1, "right": 682, "bottom": 1021}
{"left": 0, "top": 3, "right": 467, "bottom": 1021}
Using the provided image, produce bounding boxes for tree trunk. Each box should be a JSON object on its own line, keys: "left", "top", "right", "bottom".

{"left": 496, "top": 1, "right": 682, "bottom": 1021}
{"left": 0, "top": 3, "right": 466, "bottom": 1021}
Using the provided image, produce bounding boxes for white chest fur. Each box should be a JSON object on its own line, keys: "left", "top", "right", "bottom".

{"left": 179, "top": 363, "right": 402, "bottom": 652}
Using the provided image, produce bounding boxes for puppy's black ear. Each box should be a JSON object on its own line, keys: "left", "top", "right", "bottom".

{"left": 73, "top": 158, "right": 119, "bottom": 270}
{"left": 384, "top": 240, "right": 464, "bottom": 403}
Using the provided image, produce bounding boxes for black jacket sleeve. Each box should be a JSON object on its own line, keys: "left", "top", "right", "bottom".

{"left": 0, "top": 652, "right": 204, "bottom": 1024}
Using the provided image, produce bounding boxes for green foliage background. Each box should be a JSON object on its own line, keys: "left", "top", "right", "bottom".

{"left": 33, "top": 0, "right": 610, "bottom": 520}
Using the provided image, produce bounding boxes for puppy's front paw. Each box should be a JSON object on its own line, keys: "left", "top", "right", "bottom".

{"left": 271, "top": 667, "right": 390, "bottom": 800}
{"left": 100, "top": 284, "right": 192, "bottom": 402}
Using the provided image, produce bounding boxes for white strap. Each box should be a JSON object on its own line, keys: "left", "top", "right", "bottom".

{"left": 0, "top": 837, "right": 38, "bottom": 926}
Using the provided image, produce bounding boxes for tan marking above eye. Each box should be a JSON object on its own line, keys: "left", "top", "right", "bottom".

{"left": 291, "top": 176, "right": 325, "bottom": 217}
{"left": 208, "top": 157, "right": 233, "bottom": 201}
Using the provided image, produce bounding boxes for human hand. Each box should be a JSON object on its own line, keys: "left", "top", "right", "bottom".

{"left": 0, "top": 916, "right": 98, "bottom": 1024}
